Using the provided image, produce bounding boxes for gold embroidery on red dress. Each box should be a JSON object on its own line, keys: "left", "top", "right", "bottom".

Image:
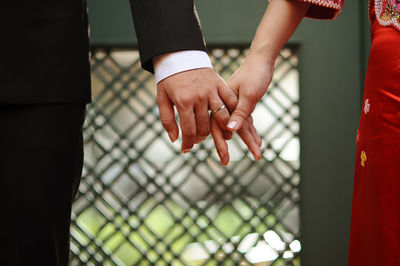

{"left": 361, "top": 151, "right": 367, "bottom": 167}
{"left": 297, "top": 0, "right": 399, "bottom": 31}
{"left": 375, "top": 0, "right": 400, "bottom": 31}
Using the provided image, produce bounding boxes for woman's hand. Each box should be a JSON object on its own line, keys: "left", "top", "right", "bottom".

{"left": 209, "top": 74, "right": 263, "bottom": 166}
{"left": 226, "top": 55, "right": 274, "bottom": 132}
{"left": 225, "top": 0, "right": 310, "bottom": 133}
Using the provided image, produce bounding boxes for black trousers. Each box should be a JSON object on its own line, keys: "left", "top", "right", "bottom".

{"left": 0, "top": 104, "right": 86, "bottom": 266}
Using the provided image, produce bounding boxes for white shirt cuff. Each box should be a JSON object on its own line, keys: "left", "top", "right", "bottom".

{"left": 154, "top": 50, "right": 213, "bottom": 84}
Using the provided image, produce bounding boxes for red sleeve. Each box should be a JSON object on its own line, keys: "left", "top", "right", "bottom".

{"left": 299, "top": 0, "right": 345, "bottom": 20}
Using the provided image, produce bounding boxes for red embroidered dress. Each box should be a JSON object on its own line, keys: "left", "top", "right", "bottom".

{"left": 300, "top": 0, "right": 400, "bottom": 30}
{"left": 299, "top": 0, "right": 400, "bottom": 264}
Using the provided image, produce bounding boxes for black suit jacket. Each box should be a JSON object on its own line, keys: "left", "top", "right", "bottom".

{"left": 0, "top": 0, "right": 206, "bottom": 104}
{"left": 129, "top": 0, "right": 206, "bottom": 73}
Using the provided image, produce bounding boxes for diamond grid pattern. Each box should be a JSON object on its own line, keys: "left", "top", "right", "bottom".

{"left": 70, "top": 46, "right": 301, "bottom": 265}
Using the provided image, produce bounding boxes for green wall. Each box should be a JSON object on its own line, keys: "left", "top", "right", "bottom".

{"left": 87, "top": 0, "right": 371, "bottom": 264}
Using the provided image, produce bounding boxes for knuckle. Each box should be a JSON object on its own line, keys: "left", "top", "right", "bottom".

{"left": 228, "top": 95, "right": 238, "bottom": 109}
{"left": 197, "top": 90, "right": 208, "bottom": 102}
{"left": 198, "top": 128, "right": 210, "bottom": 137}
{"left": 238, "top": 86, "right": 257, "bottom": 99}
{"left": 183, "top": 129, "right": 196, "bottom": 139}
{"left": 176, "top": 94, "right": 193, "bottom": 107}
{"left": 243, "top": 89, "right": 257, "bottom": 100}
{"left": 233, "top": 109, "right": 248, "bottom": 120}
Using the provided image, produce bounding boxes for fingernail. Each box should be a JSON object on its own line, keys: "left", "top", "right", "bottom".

{"left": 221, "top": 155, "right": 229, "bottom": 166}
{"left": 182, "top": 149, "right": 191, "bottom": 154}
{"left": 227, "top": 120, "right": 237, "bottom": 131}
{"left": 254, "top": 150, "right": 262, "bottom": 160}
{"left": 168, "top": 132, "right": 177, "bottom": 142}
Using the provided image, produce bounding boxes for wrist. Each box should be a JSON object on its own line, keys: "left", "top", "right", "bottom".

{"left": 247, "top": 44, "right": 278, "bottom": 67}
{"left": 245, "top": 48, "right": 276, "bottom": 70}
{"left": 153, "top": 50, "right": 213, "bottom": 84}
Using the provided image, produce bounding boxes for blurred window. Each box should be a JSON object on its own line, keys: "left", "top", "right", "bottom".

{"left": 70, "top": 46, "right": 301, "bottom": 265}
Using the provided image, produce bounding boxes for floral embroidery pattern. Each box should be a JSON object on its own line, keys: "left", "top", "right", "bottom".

{"left": 361, "top": 151, "right": 367, "bottom": 167}
{"left": 364, "top": 99, "right": 370, "bottom": 114}
{"left": 376, "top": 0, "right": 400, "bottom": 31}
{"left": 297, "top": 0, "right": 399, "bottom": 31}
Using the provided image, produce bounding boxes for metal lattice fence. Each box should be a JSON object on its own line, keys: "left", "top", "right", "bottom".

{"left": 70, "top": 46, "right": 301, "bottom": 265}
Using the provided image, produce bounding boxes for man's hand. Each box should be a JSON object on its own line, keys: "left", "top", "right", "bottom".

{"left": 156, "top": 68, "right": 236, "bottom": 153}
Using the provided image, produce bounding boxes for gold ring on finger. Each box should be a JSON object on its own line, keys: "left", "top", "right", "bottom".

{"left": 212, "top": 104, "right": 226, "bottom": 114}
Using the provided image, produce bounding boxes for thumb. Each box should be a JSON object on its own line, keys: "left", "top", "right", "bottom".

{"left": 226, "top": 92, "right": 255, "bottom": 132}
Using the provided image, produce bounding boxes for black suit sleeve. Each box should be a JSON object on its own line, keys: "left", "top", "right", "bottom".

{"left": 129, "top": 0, "right": 207, "bottom": 73}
